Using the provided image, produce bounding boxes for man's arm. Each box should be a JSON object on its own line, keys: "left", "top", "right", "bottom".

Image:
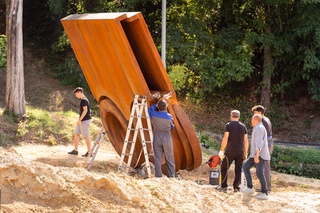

{"left": 148, "top": 104, "right": 157, "bottom": 120}
{"left": 244, "top": 134, "right": 248, "bottom": 160}
{"left": 220, "top": 132, "right": 229, "bottom": 151}
{"left": 253, "top": 127, "right": 264, "bottom": 163}
{"left": 77, "top": 106, "right": 88, "bottom": 125}
{"left": 219, "top": 132, "right": 229, "bottom": 160}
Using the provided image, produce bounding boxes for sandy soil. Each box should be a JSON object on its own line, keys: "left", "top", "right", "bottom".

{"left": 0, "top": 140, "right": 319, "bottom": 213}
{"left": 1, "top": 46, "right": 320, "bottom": 213}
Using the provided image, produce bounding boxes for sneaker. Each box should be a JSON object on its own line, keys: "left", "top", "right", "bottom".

{"left": 82, "top": 151, "right": 92, "bottom": 157}
{"left": 216, "top": 186, "right": 227, "bottom": 193}
{"left": 68, "top": 150, "right": 78, "bottom": 155}
{"left": 234, "top": 188, "right": 240, "bottom": 193}
{"left": 256, "top": 193, "right": 269, "bottom": 200}
{"left": 256, "top": 188, "right": 272, "bottom": 192}
{"left": 241, "top": 187, "right": 255, "bottom": 194}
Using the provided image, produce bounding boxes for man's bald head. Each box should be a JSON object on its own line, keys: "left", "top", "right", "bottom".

{"left": 251, "top": 114, "right": 262, "bottom": 127}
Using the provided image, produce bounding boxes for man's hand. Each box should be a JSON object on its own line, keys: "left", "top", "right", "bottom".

{"left": 77, "top": 120, "right": 81, "bottom": 126}
{"left": 219, "top": 151, "right": 225, "bottom": 161}
{"left": 244, "top": 153, "right": 248, "bottom": 161}
{"left": 254, "top": 155, "right": 259, "bottom": 163}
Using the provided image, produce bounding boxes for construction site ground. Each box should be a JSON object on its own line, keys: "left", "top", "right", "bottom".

{"left": 0, "top": 141, "right": 319, "bottom": 213}
{"left": 0, "top": 50, "right": 320, "bottom": 212}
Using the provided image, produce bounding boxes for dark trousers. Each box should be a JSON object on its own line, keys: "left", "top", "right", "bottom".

{"left": 221, "top": 151, "right": 244, "bottom": 189}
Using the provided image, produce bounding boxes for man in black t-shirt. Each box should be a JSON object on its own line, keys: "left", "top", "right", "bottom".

{"left": 68, "top": 87, "right": 92, "bottom": 157}
{"left": 218, "top": 110, "right": 248, "bottom": 192}
{"left": 252, "top": 105, "right": 273, "bottom": 191}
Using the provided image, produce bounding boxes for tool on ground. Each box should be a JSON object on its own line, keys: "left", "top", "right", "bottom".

{"left": 83, "top": 127, "right": 107, "bottom": 170}
{"left": 206, "top": 155, "right": 222, "bottom": 186}
{"left": 118, "top": 94, "right": 154, "bottom": 177}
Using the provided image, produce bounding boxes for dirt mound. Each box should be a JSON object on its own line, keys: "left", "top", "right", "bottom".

{"left": 1, "top": 147, "right": 320, "bottom": 213}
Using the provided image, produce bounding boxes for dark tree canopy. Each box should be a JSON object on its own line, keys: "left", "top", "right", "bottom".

{"left": 18, "top": 0, "right": 320, "bottom": 108}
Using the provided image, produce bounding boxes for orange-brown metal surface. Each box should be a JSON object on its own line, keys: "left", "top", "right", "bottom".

{"left": 61, "top": 12, "right": 202, "bottom": 173}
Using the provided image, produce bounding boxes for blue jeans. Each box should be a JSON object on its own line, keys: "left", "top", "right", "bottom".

{"left": 243, "top": 157, "right": 268, "bottom": 194}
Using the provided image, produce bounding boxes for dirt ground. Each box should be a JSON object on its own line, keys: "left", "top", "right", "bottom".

{"left": 1, "top": 49, "right": 320, "bottom": 212}
{"left": 0, "top": 141, "right": 319, "bottom": 213}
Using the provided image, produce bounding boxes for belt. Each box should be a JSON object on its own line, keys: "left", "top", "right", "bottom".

{"left": 267, "top": 136, "right": 272, "bottom": 139}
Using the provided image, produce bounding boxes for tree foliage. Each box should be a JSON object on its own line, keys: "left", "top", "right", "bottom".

{"left": 21, "top": 0, "right": 320, "bottom": 104}
{"left": 0, "top": 34, "right": 6, "bottom": 73}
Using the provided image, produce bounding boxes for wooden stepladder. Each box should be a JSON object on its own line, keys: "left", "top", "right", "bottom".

{"left": 83, "top": 127, "right": 106, "bottom": 170}
{"left": 118, "top": 94, "right": 154, "bottom": 177}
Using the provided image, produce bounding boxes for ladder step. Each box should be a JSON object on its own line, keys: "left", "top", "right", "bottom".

{"left": 123, "top": 153, "right": 132, "bottom": 156}
{"left": 125, "top": 141, "right": 135, "bottom": 143}
{"left": 142, "top": 128, "right": 152, "bottom": 131}
{"left": 144, "top": 141, "right": 152, "bottom": 143}
{"left": 128, "top": 128, "right": 138, "bottom": 131}
{"left": 121, "top": 166, "right": 131, "bottom": 168}
{"left": 146, "top": 153, "right": 154, "bottom": 156}
{"left": 132, "top": 115, "right": 149, "bottom": 118}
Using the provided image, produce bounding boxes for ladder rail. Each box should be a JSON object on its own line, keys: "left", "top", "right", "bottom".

{"left": 83, "top": 127, "right": 105, "bottom": 167}
{"left": 118, "top": 94, "right": 154, "bottom": 177}
{"left": 87, "top": 132, "right": 105, "bottom": 170}
{"left": 124, "top": 103, "right": 143, "bottom": 174}
{"left": 118, "top": 94, "right": 140, "bottom": 173}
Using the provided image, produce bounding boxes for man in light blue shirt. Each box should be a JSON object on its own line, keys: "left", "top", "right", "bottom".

{"left": 242, "top": 114, "right": 270, "bottom": 200}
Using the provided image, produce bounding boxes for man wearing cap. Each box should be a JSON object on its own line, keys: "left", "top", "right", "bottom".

{"left": 218, "top": 110, "right": 248, "bottom": 192}
{"left": 148, "top": 98, "right": 175, "bottom": 178}
{"left": 252, "top": 105, "right": 273, "bottom": 191}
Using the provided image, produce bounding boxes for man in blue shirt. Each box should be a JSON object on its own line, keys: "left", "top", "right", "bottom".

{"left": 242, "top": 114, "right": 270, "bottom": 200}
{"left": 148, "top": 98, "right": 175, "bottom": 178}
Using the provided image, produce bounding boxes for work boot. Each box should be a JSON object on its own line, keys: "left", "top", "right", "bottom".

{"left": 82, "top": 151, "right": 92, "bottom": 157}
{"left": 216, "top": 186, "right": 227, "bottom": 193}
{"left": 68, "top": 150, "right": 78, "bottom": 155}
{"left": 234, "top": 187, "right": 240, "bottom": 193}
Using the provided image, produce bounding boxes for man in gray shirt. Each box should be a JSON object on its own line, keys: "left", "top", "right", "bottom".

{"left": 242, "top": 114, "right": 270, "bottom": 200}
{"left": 252, "top": 105, "right": 273, "bottom": 191}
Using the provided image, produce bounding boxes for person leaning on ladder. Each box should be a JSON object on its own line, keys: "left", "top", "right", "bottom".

{"left": 148, "top": 98, "right": 176, "bottom": 178}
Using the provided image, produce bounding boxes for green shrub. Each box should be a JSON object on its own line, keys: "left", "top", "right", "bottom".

{"left": 4, "top": 109, "right": 19, "bottom": 123}
{"left": 0, "top": 35, "right": 6, "bottom": 73}
{"left": 271, "top": 145, "right": 320, "bottom": 179}
{"left": 198, "top": 131, "right": 221, "bottom": 151}
{"left": 168, "top": 64, "right": 189, "bottom": 93}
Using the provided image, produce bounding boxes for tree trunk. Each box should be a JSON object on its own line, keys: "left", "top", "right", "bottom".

{"left": 261, "top": 25, "right": 273, "bottom": 111}
{"left": 5, "top": 0, "right": 25, "bottom": 119}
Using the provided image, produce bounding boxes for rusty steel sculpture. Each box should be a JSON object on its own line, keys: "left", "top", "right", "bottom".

{"left": 61, "top": 12, "right": 202, "bottom": 174}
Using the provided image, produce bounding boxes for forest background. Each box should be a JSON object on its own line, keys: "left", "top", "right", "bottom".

{"left": 1, "top": 0, "right": 320, "bottom": 107}
{"left": 0, "top": 0, "right": 320, "bottom": 179}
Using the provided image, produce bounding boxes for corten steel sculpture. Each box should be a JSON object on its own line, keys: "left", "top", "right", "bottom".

{"left": 61, "top": 12, "right": 202, "bottom": 173}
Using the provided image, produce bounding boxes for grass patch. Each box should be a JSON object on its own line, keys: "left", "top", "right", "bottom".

{"left": 1, "top": 106, "right": 102, "bottom": 145}
{"left": 198, "top": 131, "right": 221, "bottom": 151}
{"left": 271, "top": 145, "right": 320, "bottom": 179}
